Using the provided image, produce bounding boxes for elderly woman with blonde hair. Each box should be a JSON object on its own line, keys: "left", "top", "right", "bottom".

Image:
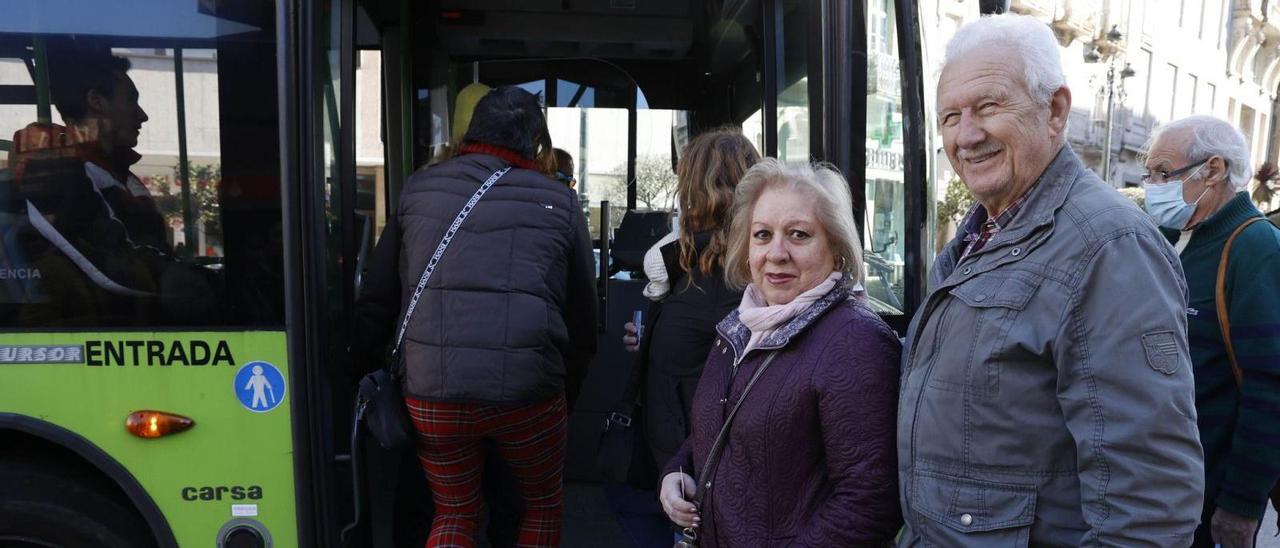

{"left": 659, "top": 159, "right": 902, "bottom": 547}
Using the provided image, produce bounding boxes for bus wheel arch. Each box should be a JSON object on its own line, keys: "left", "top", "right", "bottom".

{"left": 0, "top": 413, "right": 178, "bottom": 548}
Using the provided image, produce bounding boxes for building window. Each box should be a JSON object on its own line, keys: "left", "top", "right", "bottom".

{"left": 1198, "top": 0, "right": 1208, "bottom": 39}
{"left": 1182, "top": 0, "right": 1201, "bottom": 30}
{"left": 1151, "top": 62, "right": 1177, "bottom": 124}
{"left": 1135, "top": 48, "right": 1153, "bottom": 122}
{"left": 1178, "top": 73, "right": 1196, "bottom": 118}
{"left": 1241, "top": 105, "right": 1257, "bottom": 158}
{"left": 1218, "top": 1, "right": 1227, "bottom": 48}
{"left": 1199, "top": 82, "right": 1216, "bottom": 115}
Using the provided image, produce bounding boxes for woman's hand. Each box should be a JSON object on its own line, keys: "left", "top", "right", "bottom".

{"left": 660, "top": 471, "right": 700, "bottom": 528}
{"left": 622, "top": 322, "right": 641, "bottom": 352}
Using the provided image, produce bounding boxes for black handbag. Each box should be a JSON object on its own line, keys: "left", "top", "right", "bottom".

{"left": 355, "top": 166, "right": 510, "bottom": 451}
{"left": 673, "top": 351, "right": 779, "bottom": 548}
{"left": 356, "top": 360, "right": 413, "bottom": 450}
{"left": 595, "top": 305, "right": 658, "bottom": 487}
{"left": 595, "top": 389, "right": 657, "bottom": 487}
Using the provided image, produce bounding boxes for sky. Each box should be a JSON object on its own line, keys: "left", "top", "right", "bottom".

{"left": 1, "top": 0, "right": 258, "bottom": 39}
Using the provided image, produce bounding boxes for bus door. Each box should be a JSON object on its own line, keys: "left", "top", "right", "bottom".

{"left": 0, "top": 1, "right": 306, "bottom": 547}
{"left": 293, "top": 0, "right": 415, "bottom": 544}
{"left": 311, "top": 0, "right": 937, "bottom": 545}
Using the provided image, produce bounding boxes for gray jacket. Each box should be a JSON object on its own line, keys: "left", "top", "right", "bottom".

{"left": 897, "top": 147, "right": 1204, "bottom": 547}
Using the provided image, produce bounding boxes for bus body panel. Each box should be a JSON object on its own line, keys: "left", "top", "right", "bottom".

{"left": 0, "top": 330, "right": 298, "bottom": 546}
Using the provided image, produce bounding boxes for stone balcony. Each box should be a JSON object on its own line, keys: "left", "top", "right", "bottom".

{"left": 1013, "top": 0, "right": 1102, "bottom": 47}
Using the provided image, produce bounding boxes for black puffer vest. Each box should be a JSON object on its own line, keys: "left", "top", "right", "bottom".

{"left": 396, "top": 152, "right": 596, "bottom": 404}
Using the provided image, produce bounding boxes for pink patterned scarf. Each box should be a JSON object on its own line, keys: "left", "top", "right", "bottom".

{"left": 738, "top": 271, "right": 843, "bottom": 356}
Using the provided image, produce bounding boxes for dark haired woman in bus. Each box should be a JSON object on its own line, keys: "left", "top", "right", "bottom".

{"left": 612, "top": 129, "right": 757, "bottom": 546}
{"left": 622, "top": 128, "right": 760, "bottom": 476}
{"left": 356, "top": 86, "right": 596, "bottom": 547}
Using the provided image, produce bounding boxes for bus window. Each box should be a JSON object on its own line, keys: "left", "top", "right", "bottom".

{"left": 864, "top": 0, "right": 907, "bottom": 314}
{"left": 549, "top": 103, "right": 631, "bottom": 238}
{"left": 550, "top": 96, "right": 681, "bottom": 241}
{"left": 0, "top": 5, "right": 284, "bottom": 328}
{"left": 777, "top": 0, "right": 811, "bottom": 164}
{"left": 440, "top": 59, "right": 679, "bottom": 241}
{"left": 631, "top": 108, "right": 680, "bottom": 212}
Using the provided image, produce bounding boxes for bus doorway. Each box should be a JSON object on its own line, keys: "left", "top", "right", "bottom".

{"left": 331, "top": 0, "right": 930, "bottom": 546}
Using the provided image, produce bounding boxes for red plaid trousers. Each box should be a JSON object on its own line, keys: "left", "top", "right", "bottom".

{"left": 405, "top": 393, "right": 567, "bottom": 548}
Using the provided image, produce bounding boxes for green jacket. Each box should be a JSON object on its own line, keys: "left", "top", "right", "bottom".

{"left": 1162, "top": 191, "right": 1280, "bottom": 521}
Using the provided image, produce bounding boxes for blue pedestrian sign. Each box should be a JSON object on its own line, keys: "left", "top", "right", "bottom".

{"left": 234, "top": 361, "right": 286, "bottom": 413}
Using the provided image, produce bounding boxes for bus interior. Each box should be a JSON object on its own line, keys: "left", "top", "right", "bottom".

{"left": 333, "top": 0, "right": 923, "bottom": 544}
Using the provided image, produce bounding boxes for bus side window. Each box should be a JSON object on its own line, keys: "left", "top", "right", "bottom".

{"left": 864, "top": 0, "right": 907, "bottom": 314}
{"left": 0, "top": 6, "right": 285, "bottom": 329}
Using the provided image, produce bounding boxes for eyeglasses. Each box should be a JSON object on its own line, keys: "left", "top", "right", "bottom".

{"left": 1141, "top": 157, "right": 1213, "bottom": 184}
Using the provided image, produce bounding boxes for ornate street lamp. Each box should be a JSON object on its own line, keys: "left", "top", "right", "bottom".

{"left": 1086, "top": 26, "right": 1134, "bottom": 186}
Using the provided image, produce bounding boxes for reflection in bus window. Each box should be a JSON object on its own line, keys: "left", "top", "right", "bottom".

{"left": 743, "top": 108, "right": 765, "bottom": 158}
{"left": 864, "top": 0, "right": 906, "bottom": 314}
{"left": 0, "top": 3, "right": 283, "bottom": 328}
{"left": 777, "top": 0, "right": 810, "bottom": 164}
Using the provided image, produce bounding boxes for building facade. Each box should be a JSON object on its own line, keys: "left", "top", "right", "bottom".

{"left": 919, "top": 0, "right": 1280, "bottom": 213}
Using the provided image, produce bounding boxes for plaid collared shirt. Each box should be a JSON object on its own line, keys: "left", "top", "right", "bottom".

{"left": 958, "top": 191, "right": 1031, "bottom": 263}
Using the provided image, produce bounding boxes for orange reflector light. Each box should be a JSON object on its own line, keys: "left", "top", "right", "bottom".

{"left": 125, "top": 411, "right": 195, "bottom": 439}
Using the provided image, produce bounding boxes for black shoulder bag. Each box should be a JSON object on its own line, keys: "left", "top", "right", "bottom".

{"left": 595, "top": 334, "right": 656, "bottom": 486}
{"left": 356, "top": 167, "right": 511, "bottom": 450}
{"left": 674, "top": 350, "right": 779, "bottom": 548}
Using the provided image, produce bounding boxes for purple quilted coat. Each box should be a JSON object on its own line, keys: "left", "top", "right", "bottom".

{"left": 664, "top": 278, "right": 903, "bottom": 547}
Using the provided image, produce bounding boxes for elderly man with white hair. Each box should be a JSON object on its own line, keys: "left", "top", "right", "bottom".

{"left": 897, "top": 13, "right": 1205, "bottom": 546}
{"left": 1143, "top": 115, "right": 1280, "bottom": 548}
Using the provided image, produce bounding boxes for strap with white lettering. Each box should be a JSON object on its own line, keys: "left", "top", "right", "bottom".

{"left": 391, "top": 167, "right": 510, "bottom": 356}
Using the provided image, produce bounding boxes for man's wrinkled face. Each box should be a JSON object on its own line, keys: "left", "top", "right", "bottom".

{"left": 937, "top": 49, "right": 1059, "bottom": 205}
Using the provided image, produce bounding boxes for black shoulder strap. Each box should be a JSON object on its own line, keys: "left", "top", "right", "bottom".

{"left": 619, "top": 301, "right": 662, "bottom": 408}
{"left": 390, "top": 167, "right": 510, "bottom": 365}
{"left": 602, "top": 305, "right": 655, "bottom": 431}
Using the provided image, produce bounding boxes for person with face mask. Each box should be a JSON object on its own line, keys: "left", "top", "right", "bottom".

{"left": 1143, "top": 115, "right": 1280, "bottom": 548}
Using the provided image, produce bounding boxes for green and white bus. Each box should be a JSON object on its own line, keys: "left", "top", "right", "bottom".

{"left": 0, "top": 0, "right": 951, "bottom": 545}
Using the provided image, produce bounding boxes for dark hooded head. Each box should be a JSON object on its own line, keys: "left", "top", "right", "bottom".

{"left": 462, "top": 86, "right": 554, "bottom": 172}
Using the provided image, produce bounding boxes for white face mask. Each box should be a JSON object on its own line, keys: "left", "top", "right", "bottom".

{"left": 1143, "top": 162, "right": 1209, "bottom": 230}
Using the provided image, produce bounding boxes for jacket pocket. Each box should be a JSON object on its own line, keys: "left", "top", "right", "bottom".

{"left": 949, "top": 270, "right": 1039, "bottom": 310}
{"left": 913, "top": 471, "right": 1036, "bottom": 547}
{"left": 927, "top": 271, "right": 1042, "bottom": 397}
